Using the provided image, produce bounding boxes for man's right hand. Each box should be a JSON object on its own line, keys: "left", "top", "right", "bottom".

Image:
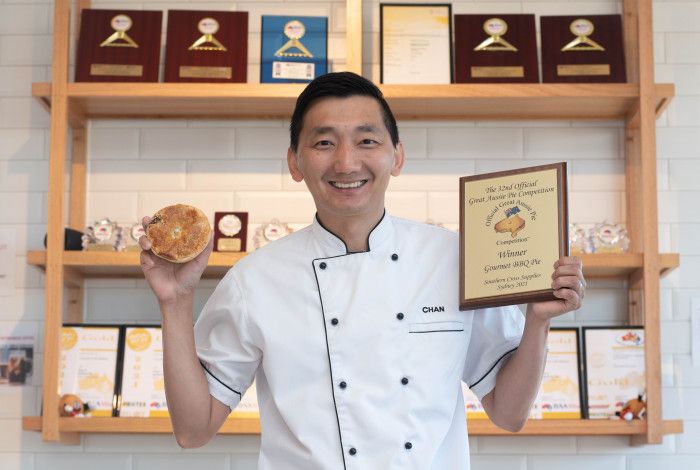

{"left": 139, "top": 215, "right": 213, "bottom": 306}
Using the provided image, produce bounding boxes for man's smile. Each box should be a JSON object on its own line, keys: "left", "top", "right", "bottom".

{"left": 329, "top": 179, "right": 368, "bottom": 189}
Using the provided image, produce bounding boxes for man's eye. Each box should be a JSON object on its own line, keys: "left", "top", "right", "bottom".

{"left": 360, "top": 139, "right": 378, "bottom": 145}
{"left": 315, "top": 140, "right": 332, "bottom": 148}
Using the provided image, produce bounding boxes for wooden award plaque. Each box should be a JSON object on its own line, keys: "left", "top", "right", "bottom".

{"left": 214, "top": 212, "right": 248, "bottom": 252}
{"left": 75, "top": 9, "right": 162, "bottom": 82}
{"left": 459, "top": 162, "right": 569, "bottom": 310}
{"left": 541, "top": 15, "right": 626, "bottom": 83}
{"left": 454, "top": 14, "right": 538, "bottom": 83}
{"left": 164, "top": 11, "right": 248, "bottom": 83}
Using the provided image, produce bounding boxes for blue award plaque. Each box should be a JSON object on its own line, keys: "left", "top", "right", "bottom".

{"left": 261, "top": 16, "right": 328, "bottom": 83}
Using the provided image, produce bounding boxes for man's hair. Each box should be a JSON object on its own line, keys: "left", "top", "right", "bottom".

{"left": 289, "top": 72, "right": 399, "bottom": 152}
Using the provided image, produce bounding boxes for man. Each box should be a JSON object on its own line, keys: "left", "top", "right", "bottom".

{"left": 139, "top": 72, "right": 585, "bottom": 469}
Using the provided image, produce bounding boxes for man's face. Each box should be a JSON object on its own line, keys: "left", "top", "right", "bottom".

{"left": 287, "top": 96, "right": 404, "bottom": 226}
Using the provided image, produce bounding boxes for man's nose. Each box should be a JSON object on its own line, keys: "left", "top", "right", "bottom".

{"left": 333, "top": 141, "right": 361, "bottom": 173}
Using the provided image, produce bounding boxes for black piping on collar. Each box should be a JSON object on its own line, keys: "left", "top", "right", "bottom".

{"left": 314, "top": 209, "right": 386, "bottom": 254}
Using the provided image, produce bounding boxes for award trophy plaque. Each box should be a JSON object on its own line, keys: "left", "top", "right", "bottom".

{"left": 75, "top": 9, "right": 162, "bottom": 82}
{"left": 261, "top": 16, "right": 328, "bottom": 83}
{"left": 82, "top": 218, "right": 122, "bottom": 251}
{"left": 541, "top": 15, "right": 626, "bottom": 83}
{"left": 165, "top": 11, "right": 248, "bottom": 83}
{"left": 454, "top": 14, "right": 538, "bottom": 83}
{"left": 460, "top": 162, "right": 569, "bottom": 310}
{"left": 591, "top": 221, "right": 629, "bottom": 253}
{"left": 214, "top": 212, "right": 248, "bottom": 252}
{"left": 253, "top": 219, "right": 294, "bottom": 249}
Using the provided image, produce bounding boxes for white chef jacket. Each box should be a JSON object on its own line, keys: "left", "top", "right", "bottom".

{"left": 195, "top": 213, "right": 524, "bottom": 469}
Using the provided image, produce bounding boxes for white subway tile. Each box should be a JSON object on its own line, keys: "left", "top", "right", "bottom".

{"left": 670, "top": 160, "right": 700, "bottom": 191}
{"left": 34, "top": 454, "right": 129, "bottom": 470}
{"left": 427, "top": 192, "right": 458, "bottom": 224}
{"left": 0, "top": 98, "right": 49, "bottom": 128}
{"left": 89, "top": 160, "right": 187, "bottom": 191}
{"left": 384, "top": 191, "right": 426, "bottom": 221}
{"left": 0, "top": 452, "right": 33, "bottom": 470}
{"left": 657, "top": 127, "right": 700, "bottom": 159}
{"left": 655, "top": 64, "right": 700, "bottom": 95}
{"left": 654, "top": 3, "right": 700, "bottom": 32}
{"left": 141, "top": 128, "right": 235, "bottom": 160}
{"left": 428, "top": 128, "right": 522, "bottom": 159}
{"left": 478, "top": 436, "right": 575, "bottom": 454}
{"left": 236, "top": 127, "right": 290, "bottom": 159}
{"left": 574, "top": 288, "right": 627, "bottom": 323}
{"left": 661, "top": 321, "right": 691, "bottom": 354}
{"left": 629, "top": 455, "right": 700, "bottom": 470}
{"left": 662, "top": 354, "right": 674, "bottom": 387}
{"left": 85, "top": 192, "right": 138, "bottom": 225}
{"left": 453, "top": 3, "right": 523, "bottom": 14}
{"left": 528, "top": 455, "right": 625, "bottom": 470}
{"left": 569, "top": 191, "right": 623, "bottom": 224}
{"left": 185, "top": 434, "right": 261, "bottom": 453}
{"left": 332, "top": 3, "right": 346, "bottom": 33}
{"left": 660, "top": 285, "right": 674, "bottom": 320}
{"left": 672, "top": 223, "right": 700, "bottom": 256}
{"left": 92, "top": 119, "right": 186, "bottom": 129}
{"left": 0, "top": 160, "right": 48, "bottom": 191}
{"left": 469, "top": 454, "right": 526, "bottom": 470}
{"left": 235, "top": 191, "right": 316, "bottom": 223}
{"left": 2, "top": 224, "right": 44, "bottom": 254}
{"left": 526, "top": 2, "right": 620, "bottom": 17}
{"left": 524, "top": 128, "right": 620, "bottom": 160}
{"left": 667, "top": 96, "right": 700, "bottom": 126}
{"left": 89, "top": 129, "right": 140, "bottom": 160}
{"left": 133, "top": 454, "right": 228, "bottom": 470}
{"left": 0, "top": 192, "right": 42, "bottom": 223}
{"left": 666, "top": 33, "right": 700, "bottom": 63}
{"left": 137, "top": 191, "right": 234, "bottom": 222}
{"left": 84, "top": 434, "right": 181, "bottom": 453}
{"left": 187, "top": 160, "right": 283, "bottom": 191}
{"left": 672, "top": 288, "right": 700, "bottom": 320}
{"left": 674, "top": 355, "right": 700, "bottom": 388}
{"left": 388, "top": 160, "right": 472, "bottom": 191}
{"left": 675, "top": 419, "right": 700, "bottom": 454}
{"left": 0, "top": 5, "right": 49, "bottom": 34}
{"left": 665, "top": 256, "right": 700, "bottom": 289}
{"left": 15, "top": 255, "right": 42, "bottom": 288}
{"left": 85, "top": 288, "right": 160, "bottom": 323}
{"left": 570, "top": 160, "right": 625, "bottom": 191}
{"left": 654, "top": 33, "right": 665, "bottom": 64}
{"left": 0, "top": 382, "right": 37, "bottom": 418}
{"left": 0, "top": 289, "right": 44, "bottom": 321}
{"left": 657, "top": 159, "right": 670, "bottom": 191}
{"left": 398, "top": 127, "right": 427, "bottom": 159}
{"left": 0, "top": 35, "right": 52, "bottom": 66}
{"left": 0, "top": 66, "right": 47, "bottom": 97}
{"left": 0, "top": 129, "right": 44, "bottom": 160}
{"left": 475, "top": 159, "right": 563, "bottom": 174}
{"left": 576, "top": 435, "right": 675, "bottom": 454}
{"left": 329, "top": 33, "right": 347, "bottom": 61}
{"left": 237, "top": 2, "right": 332, "bottom": 34}
{"left": 662, "top": 386, "right": 683, "bottom": 419}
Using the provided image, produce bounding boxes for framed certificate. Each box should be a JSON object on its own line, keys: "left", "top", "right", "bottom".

{"left": 531, "top": 328, "right": 583, "bottom": 419}
{"left": 380, "top": 4, "right": 452, "bottom": 84}
{"left": 261, "top": 16, "right": 328, "bottom": 83}
{"left": 582, "top": 327, "right": 645, "bottom": 419}
{"left": 59, "top": 325, "right": 120, "bottom": 417}
{"left": 117, "top": 326, "right": 168, "bottom": 417}
{"left": 459, "top": 162, "right": 569, "bottom": 310}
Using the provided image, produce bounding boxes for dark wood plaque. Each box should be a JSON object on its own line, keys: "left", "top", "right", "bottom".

{"left": 541, "top": 15, "right": 626, "bottom": 83}
{"left": 454, "top": 14, "right": 538, "bottom": 83}
{"left": 165, "top": 11, "right": 248, "bottom": 83}
{"left": 75, "top": 9, "right": 162, "bottom": 82}
{"left": 459, "top": 162, "right": 569, "bottom": 310}
{"left": 214, "top": 212, "right": 248, "bottom": 252}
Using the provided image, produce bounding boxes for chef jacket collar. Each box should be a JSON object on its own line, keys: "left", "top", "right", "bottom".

{"left": 311, "top": 210, "right": 392, "bottom": 255}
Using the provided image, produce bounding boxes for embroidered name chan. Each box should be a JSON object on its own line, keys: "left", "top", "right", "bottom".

{"left": 422, "top": 306, "right": 445, "bottom": 313}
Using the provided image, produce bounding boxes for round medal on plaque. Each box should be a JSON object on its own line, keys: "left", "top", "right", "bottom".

{"left": 253, "top": 219, "right": 293, "bottom": 250}
{"left": 591, "top": 221, "right": 629, "bottom": 253}
{"left": 83, "top": 218, "right": 121, "bottom": 251}
{"left": 214, "top": 212, "right": 248, "bottom": 252}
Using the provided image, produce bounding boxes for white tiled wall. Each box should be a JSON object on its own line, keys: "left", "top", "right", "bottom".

{"left": 1, "top": 0, "right": 699, "bottom": 468}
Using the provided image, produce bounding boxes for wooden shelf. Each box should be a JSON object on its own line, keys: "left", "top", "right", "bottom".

{"left": 32, "top": 82, "right": 675, "bottom": 122}
{"left": 26, "top": 250, "right": 679, "bottom": 280}
{"left": 22, "top": 416, "right": 682, "bottom": 436}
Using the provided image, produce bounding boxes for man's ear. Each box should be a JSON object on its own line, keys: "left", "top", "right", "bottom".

{"left": 287, "top": 147, "right": 304, "bottom": 182}
{"left": 391, "top": 141, "right": 405, "bottom": 177}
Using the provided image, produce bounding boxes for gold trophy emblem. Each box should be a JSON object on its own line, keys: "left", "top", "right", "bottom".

{"left": 474, "top": 18, "right": 517, "bottom": 52}
{"left": 100, "top": 14, "right": 139, "bottom": 48}
{"left": 189, "top": 17, "right": 227, "bottom": 51}
{"left": 494, "top": 206, "right": 526, "bottom": 238}
{"left": 275, "top": 20, "right": 313, "bottom": 58}
{"left": 561, "top": 19, "right": 605, "bottom": 52}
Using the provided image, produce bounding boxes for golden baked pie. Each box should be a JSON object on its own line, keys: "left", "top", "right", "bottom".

{"left": 146, "top": 204, "right": 211, "bottom": 263}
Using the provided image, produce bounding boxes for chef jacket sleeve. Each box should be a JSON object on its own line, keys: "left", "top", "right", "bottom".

{"left": 194, "top": 268, "right": 261, "bottom": 410}
{"left": 462, "top": 305, "right": 524, "bottom": 400}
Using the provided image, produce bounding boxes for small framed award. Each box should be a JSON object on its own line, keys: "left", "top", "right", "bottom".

{"left": 380, "top": 4, "right": 452, "bottom": 84}
{"left": 59, "top": 325, "right": 121, "bottom": 417}
{"left": 165, "top": 11, "right": 248, "bottom": 83}
{"left": 531, "top": 328, "right": 583, "bottom": 419}
{"left": 582, "top": 327, "right": 645, "bottom": 419}
{"left": 214, "top": 212, "right": 248, "bottom": 252}
{"left": 117, "top": 326, "right": 168, "bottom": 418}
{"left": 261, "top": 16, "right": 328, "bottom": 83}
{"left": 75, "top": 9, "right": 162, "bottom": 82}
{"left": 454, "top": 14, "right": 538, "bottom": 83}
{"left": 459, "top": 162, "right": 569, "bottom": 310}
{"left": 540, "top": 15, "right": 626, "bottom": 83}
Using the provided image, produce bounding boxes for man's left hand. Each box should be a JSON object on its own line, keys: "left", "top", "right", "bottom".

{"left": 528, "top": 256, "right": 585, "bottom": 321}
